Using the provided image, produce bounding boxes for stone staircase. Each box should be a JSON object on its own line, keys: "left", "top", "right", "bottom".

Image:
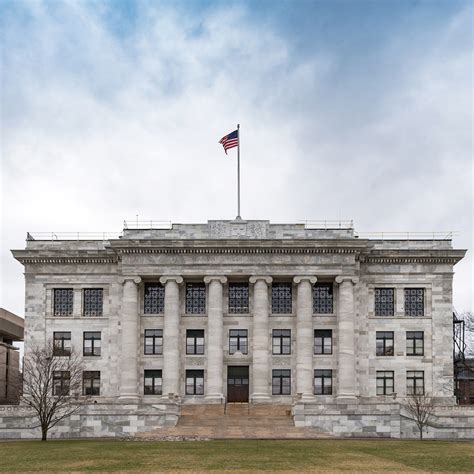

{"left": 135, "top": 403, "right": 332, "bottom": 440}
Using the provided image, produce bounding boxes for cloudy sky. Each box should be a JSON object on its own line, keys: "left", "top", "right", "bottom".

{"left": 1, "top": 0, "right": 472, "bottom": 317}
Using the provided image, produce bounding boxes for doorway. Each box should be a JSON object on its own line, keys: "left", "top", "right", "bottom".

{"left": 227, "top": 366, "right": 249, "bottom": 402}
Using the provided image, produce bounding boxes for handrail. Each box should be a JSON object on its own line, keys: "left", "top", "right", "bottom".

{"left": 355, "top": 231, "right": 458, "bottom": 240}
{"left": 301, "top": 220, "right": 354, "bottom": 229}
{"left": 123, "top": 220, "right": 172, "bottom": 230}
{"left": 26, "top": 232, "right": 121, "bottom": 241}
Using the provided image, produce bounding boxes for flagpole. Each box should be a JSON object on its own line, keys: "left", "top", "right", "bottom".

{"left": 237, "top": 123, "right": 241, "bottom": 219}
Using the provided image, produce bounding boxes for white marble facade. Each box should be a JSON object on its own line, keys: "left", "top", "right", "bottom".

{"left": 13, "top": 220, "right": 466, "bottom": 407}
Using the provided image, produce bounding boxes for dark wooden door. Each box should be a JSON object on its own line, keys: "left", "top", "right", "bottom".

{"left": 227, "top": 366, "right": 249, "bottom": 402}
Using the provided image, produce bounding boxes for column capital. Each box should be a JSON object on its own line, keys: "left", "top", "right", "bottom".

{"left": 293, "top": 275, "right": 317, "bottom": 285}
{"left": 249, "top": 275, "right": 273, "bottom": 284}
{"left": 203, "top": 275, "right": 227, "bottom": 284}
{"left": 119, "top": 276, "right": 142, "bottom": 285}
{"left": 159, "top": 275, "right": 184, "bottom": 285}
{"left": 335, "top": 276, "right": 359, "bottom": 285}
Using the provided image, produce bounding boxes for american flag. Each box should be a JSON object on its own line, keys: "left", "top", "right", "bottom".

{"left": 218, "top": 129, "right": 239, "bottom": 154}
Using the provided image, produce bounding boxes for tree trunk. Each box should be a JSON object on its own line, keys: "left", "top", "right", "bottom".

{"left": 419, "top": 427, "right": 423, "bottom": 440}
{"left": 41, "top": 425, "right": 48, "bottom": 441}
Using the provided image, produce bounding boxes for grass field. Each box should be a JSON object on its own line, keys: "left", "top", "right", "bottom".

{"left": 0, "top": 439, "right": 473, "bottom": 472}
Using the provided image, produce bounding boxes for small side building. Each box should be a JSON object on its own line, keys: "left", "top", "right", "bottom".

{"left": 456, "top": 358, "right": 474, "bottom": 405}
{"left": 0, "top": 308, "right": 24, "bottom": 404}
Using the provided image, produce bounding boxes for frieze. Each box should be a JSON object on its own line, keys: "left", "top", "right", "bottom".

{"left": 15, "top": 257, "right": 118, "bottom": 264}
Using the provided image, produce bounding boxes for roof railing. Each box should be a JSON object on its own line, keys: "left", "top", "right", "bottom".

{"left": 26, "top": 232, "right": 121, "bottom": 241}
{"left": 302, "top": 220, "right": 354, "bottom": 229}
{"left": 355, "top": 231, "right": 457, "bottom": 240}
{"left": 123, "top": 220, "right": 172, "bottom": 230}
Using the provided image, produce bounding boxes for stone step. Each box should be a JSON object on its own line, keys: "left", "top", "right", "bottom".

{"left": 177, "top": 416, "right": 294, "bottom": 427}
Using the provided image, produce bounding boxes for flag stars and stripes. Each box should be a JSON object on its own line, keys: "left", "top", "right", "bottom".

{"left": 219, "top": 129, "right": 239, "bottom": 154}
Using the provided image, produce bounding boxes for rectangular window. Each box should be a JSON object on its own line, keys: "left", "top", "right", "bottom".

{"left": 407, "top": 370, "right": 424, "bottom": 395}
{"left": 185, "top": 283, "right": 206, "bottom": 315}
{"left": 272, "top": 369, "right": 291, "bottom": 395}
{"left": 83, "top": 371, "right": 100, "bottom": 396}
{"left": 53, "top": 371, "right": 70, "bottom": 396}
{"left": 83, "top": 288, "right": 103, "bottom": 317}
{"left": 314, "top": 369, "right": 333, "bottom": 395}
{"left": 53, "top": 289, "right": 73, "bottom": 317}
{"left": 144, "top": 329, "right": 163, "bottom": 355}
{"left": 144, "top": 283, "right": 165, "bottom": 314}
{"left": 186, "top": 330, "right": 205, "bottom": 355}
{"left": 374, "top": 288, "right": 394, "bottom": 316}
{"left": 313, "top": 284, "right": 334, "bottom": 314}
{"left": 186, "top": 369, "right": 204, "bottom": 395}
{"left": 83, "top": 332, "right": 101, "bottom": 357}
{"left": 272, "top": 329, "right": 291, "bottom": 355}
{"left": 144, "top": 370, "right": 162, "bottom": 395}
{"left": 53, "top": 332, "right": 71, "bottom": 356}
{"left": 271, "top": 283, "right": 292, "bottom": 314}
{"left": 228, "top": 283, "right": 249, "bottom": 314}
{"left": 376, "top": 371, "right": 394, "bottom": 395}
{"left": 376, "top": 331, "right": 394, "bottom": 356}
{"left": 406, "top": 331, "right": 424, "bottom": 356}
{"left": 314, "top": 330, "right": 332, "bottom": 355}
{"left": 405, "top": 288, "right": 424, "bottom": 317}
{"left": 229, "top": 329, "right": 248, "bottom": 354}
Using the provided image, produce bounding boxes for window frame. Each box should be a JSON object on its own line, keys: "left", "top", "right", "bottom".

{"left": 272, "top": 329, "right": 291, "bottom": 355}
{"left": 272, "top": 369, "right": 291, "bottom": 395}
{"left": 228, "top": 283, "right": 249, "bottom": 314}
{"left": 376, "top": 331, "right": 394, "bottom": 356}
{"left": 53, "top": 288, "right": 74, "bottom": 317}
{"left": 53, "top": 331, "right": 72, "bottom": 356}
{"left": 407, "top": 370, "right": 425, "bottom": 395}
{"left": 144, "top": 329, "right": 163, "bottom": 355}
{"left": 374, "top": 288, "right": 395, "bottom": 317}
{"left": 83, "top": 331, "right": 101, "bottom": 357}
{"left": 186, "top": 329, "right": 205, "bottom": 355}
{"left": 185, "top": 283, "right": 207, "bottom": 315}
{"left": 314, "top": 369, "right": 333, "bottom": 395}
{"left": 313, "top": 283, "right": 334, "bottom": 314}
{"left": 144, "top": 283, "right": 165, "bottom": 315}
{"left": 376, "top": 370, "right": 394, "bottom": 396}
{"left": 53, "top": 370, "right": 70, "bottom": 396}
{"left": 83, "top": 371, "right": 100, "bottom": 396}
{"left": 314, "top": 329, "right": 332, "bottom": 355}
{"left": 271, "top": 283, "right": 293, "bottom": 315}
{"left": 229, "top": 329, "right": 248, "bottom": 354}
{"left": 83, "top": 288, "right": 103, "bottom": 317}
{"left": 144, "top": 369, "right": 163, "bottom": 396}
{"left": 186, "top": 369, "right": 204, "bottom": 395}
{"left": 406, "top": 331, "right": 424, "bottom": 356}
{"left": 404, "top": 288, "right": 425, "bottom": 317}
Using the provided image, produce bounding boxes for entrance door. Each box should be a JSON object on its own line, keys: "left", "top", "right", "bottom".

{"left": 227, "top": 366, "right": 249, "bottom": 402}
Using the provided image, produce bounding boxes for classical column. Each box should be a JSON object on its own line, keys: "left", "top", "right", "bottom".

{"left": 294, "top": 276, "right": 317, "bottom": 400}
{"left": 119, "top": 276, "right": 141, "bottom": 401}
{"left": 250, "top": 276, "right": 272, "bottom": 402}
{"left": 204, "top": 276, "right": 227, "bottom": 402}
{"left": 160, "top": 275, "right": 183, "bottom": 397}
{"left": 335, "top": 276, "right": 359, "bottom": 400}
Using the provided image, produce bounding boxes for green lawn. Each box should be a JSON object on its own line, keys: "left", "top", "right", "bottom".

{"left": 0, "top": 439, "right": 473, "bottom": 472}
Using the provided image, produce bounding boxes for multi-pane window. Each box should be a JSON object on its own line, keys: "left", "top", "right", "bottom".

{"left": 83, "top": 332, "right": 101, "bottom": 356}
{"left": 228, "top": 283, "right": 249, "bottom": 314}
{"left": 406, "top": 331, "right": 424, "bottom": 356}
{"left": 272, "top": 329, "right": 291, "bottom": 355}
{"left": 53, "top": 289, "right": 73, "bottom": 317}
{"left": 144, "top": 283, "right": 165, "bottom": 314}
{"left": 83, "top": 371, "right": 100, "bottom": 396}
{"left": 229, "top": 329, "right": 248, "bottom": 354}
{"left": 186, "top": 330, "right": 205, "bottom": 355}
{"left": 376, "top": 371, "right": 394, "bottom": 395}
{"left": 144, "top": 370, "right": 162, "bottom": 395}
{"left": 186, "top": 370, "right": 204, "bottom": 395}
{"left": 272, "top": 369, "right": 291, "bottom": 395}
{"left": 376, "top": 331, "right": 394, "bottom": 356}
{"left": 144, "top": 329, "right": 163, "bottom": 355}
{"left": 374, "top": 288, "right": 394, "bottom": 316}
{"left": 314, "top": 369, "right": 333, "bottom": 395}
{"left": 313, "top": 284, "right": 334, "bottom": 314}
{"left": 405, "top": 288, "right": 424, "bottom": 317}
{"left": 407, "top": 371, "right": 424, "bottom": 395}
{"left": 314, "top": 330, "right": 332, "bottom": 355}
{"left": 53, "top": 371, "right": 70, "bottom": 396}
{"left": 83, "top": 289, "right": 103, "bottom": 317}
{"left": 53, "top": 332, "right": 71, "bottom": 356}
{"left": 271, "top": 283, "right": 292, "bottom": 314}
{"left": 185, "top": 283, "right": 206, "bottom": 315}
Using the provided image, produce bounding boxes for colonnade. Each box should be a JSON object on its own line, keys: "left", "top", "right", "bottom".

{"left": 118, "top": 275, "right": 358, "bottom": 402}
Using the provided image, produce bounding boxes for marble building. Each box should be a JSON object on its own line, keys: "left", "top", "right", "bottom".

{"left": 6, "top": 219, "right": 471, "bottom": 439}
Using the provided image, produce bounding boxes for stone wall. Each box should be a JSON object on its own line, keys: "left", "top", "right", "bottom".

{"left": 0, "top": 402, "right": 179, "bottom": 439}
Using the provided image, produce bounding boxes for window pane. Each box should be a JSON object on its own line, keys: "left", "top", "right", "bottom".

{"left": 144, "top": 283, "right": 165, "bottom": 314}
{"left": 313, "top": 284, "right": 333, "bottom": 314}
{"left": 228, "top": 283, "right": 249, "bottom": 313}
{"left": 405, "top": 288, "right": 424, "bottom": 317}
{"left": 54, "top": 289, "right": 73, "bottom": 317}
{"left": 272, "top": 283, "right": 292, "bottom": 314}
{"left": 186, "top": 283, "right": 206, "bottom": 314}
{"left": 83, "top": 289, "right": 103, "bottom": 317}
{"left": 375, "top": 288, "right": 394, "bottom": 316}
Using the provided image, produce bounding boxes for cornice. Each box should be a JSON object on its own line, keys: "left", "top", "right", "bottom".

{"left": 115, "top": 247, "right": 359, "bottom": 255}
{"left": 13, "top": 256, "right": 119, "bottom": 265}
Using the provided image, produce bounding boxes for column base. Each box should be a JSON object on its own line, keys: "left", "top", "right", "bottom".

{"left": 250, "top": 393, "right": 272, "bottom": 403}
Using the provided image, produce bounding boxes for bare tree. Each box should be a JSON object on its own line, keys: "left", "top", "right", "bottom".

{"left": 21, "top": 340, "right": 84, "bottom": 441}
{"left": 461, "top": 311, "right": 473, "bottom": 356}
{"left": 402, "top": 392, "right": 436, "bottom": 440}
